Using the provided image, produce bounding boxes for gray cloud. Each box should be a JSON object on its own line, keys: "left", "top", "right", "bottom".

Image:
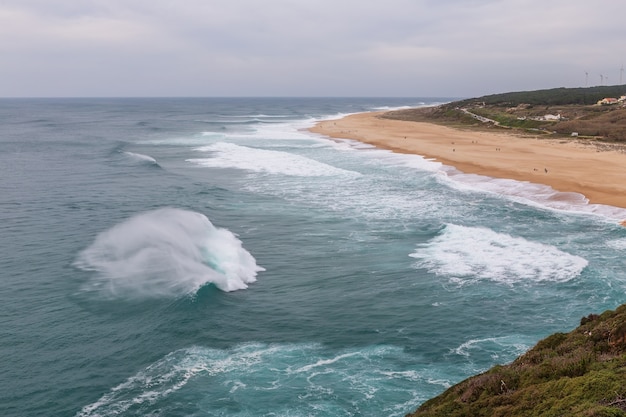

{"left": 1, "top": 0, "right": 625, "bottom": 97}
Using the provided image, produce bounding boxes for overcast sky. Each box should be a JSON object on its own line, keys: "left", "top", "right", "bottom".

{"left": 1, "top": 0, "right": 625, "bottom": 97}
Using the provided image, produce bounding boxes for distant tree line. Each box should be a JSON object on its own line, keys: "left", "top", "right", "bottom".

{"left": 455, "top": 86, "right": 626, "bottom": 106}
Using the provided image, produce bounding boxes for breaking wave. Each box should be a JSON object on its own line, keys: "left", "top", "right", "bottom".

{"left": 410, "top": 224, "right": 588, "bottom": 285}
{"left": 74, "top": 208, "right": 264, "bottom": 298}
{"left": 121, "top": 151, "right": 158, "bottom": 166}
{"left": 187, "top": 142, "right": 360, "bottom": 177}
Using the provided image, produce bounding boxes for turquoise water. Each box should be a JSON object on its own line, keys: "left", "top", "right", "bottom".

{"left": 2, "top": 97, "right": 626, "bottom": 417}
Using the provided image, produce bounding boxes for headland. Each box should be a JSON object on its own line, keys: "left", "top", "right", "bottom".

{"left": 407, "top": 304, "right": 626, "bottom": 416}
{"left": 309, "top": 87, "right": 626, "bottom": 212}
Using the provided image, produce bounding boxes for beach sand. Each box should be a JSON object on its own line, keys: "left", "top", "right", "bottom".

{"left": 309, "top": 111, "right": 626, "bottom": 212}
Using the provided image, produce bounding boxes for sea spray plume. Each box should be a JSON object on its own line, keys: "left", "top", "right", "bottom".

{"left": 74, "top": 208, "right": 264, "bottom": 298}
{"left": 122, "top": 151, "right": 158, "bottom": 166}
{"left": 110, "top": 143, "right": 160, "bottom": 167}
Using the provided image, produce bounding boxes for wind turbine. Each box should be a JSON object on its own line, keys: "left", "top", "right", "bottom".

{"left": 621, "top": 64, "right": 624, "bottom": 85}
{"left": 585, "top": 71, "right": 589, "bottom": 87}
{"left": 600, "top": 74, "right": 604, "bottom": 86}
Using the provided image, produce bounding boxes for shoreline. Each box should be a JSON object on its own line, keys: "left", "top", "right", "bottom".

{"left": 309, "top": 111, "right": 626, "bottom": 218}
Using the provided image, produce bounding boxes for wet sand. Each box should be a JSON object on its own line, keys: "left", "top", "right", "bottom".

{"left": 309, "top": 111, "right": 626, "bottom": 210}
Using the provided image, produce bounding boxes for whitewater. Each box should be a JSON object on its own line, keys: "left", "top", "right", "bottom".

{"left": 1, "top": 97, "right": 626, "bottom": 417}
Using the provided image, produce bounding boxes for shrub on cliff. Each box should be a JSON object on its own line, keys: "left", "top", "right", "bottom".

{"left": 407, "top": 305, "right": 626, "bottom": 417}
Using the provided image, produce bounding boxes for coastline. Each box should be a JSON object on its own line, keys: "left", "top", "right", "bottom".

{"left": 309, "top": 111, "right": 626, "bottom": 216}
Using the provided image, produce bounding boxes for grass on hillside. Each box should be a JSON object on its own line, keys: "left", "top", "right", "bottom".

{"left": 407, "top": 305, "right": 626, "bottom": 417}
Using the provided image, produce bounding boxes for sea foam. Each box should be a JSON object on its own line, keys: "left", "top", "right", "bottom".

{"left": 75, "top": 343, "right": 445, "bottom": 417}
{"left": 451, "top": 335, "right": 532, "bottom": 360}
{"left": 443, "top": 170, "right": 626, "bottom": 222}
{"left": 74, "top": 208, "right": 264, "bottom": 298}
{"left": 410, "top": 224, "right": 588, "bottom": 285}
{"left": 187, "top": 142, "right": 359, "bottom": 177}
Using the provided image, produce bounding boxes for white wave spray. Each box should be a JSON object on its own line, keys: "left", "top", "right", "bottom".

{"left": 410, "top": 224, "right": 588, "bottom": 285}
{"left": 122, "top": 151, "right": 158, "bottom": 165}
{"left": 74, "top": 208, "right": 264, "bottom": 298}
{"left": 188, "top": 142, "right": 360, "bottom": 177}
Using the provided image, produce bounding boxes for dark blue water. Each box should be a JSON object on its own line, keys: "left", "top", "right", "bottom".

{"left": 2, "top": 98, "right": 626, "bottom": 417}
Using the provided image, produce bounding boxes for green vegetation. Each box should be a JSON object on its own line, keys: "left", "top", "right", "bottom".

{"left": 457, "top": 85, "right": 626, "bottom": 107}
{"left": 407, "top": 305, "right": 626, "bottom": 417}
{"left": 384, "top": 85, "right": 626, "bottom": 141}
{"left": 469, "top": 108, "right": 546, "bottom": 130}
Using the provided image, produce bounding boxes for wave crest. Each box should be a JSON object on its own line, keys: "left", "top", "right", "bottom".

{"left": 74, "top": 208, "right": 264, "bottom": 298}
{"left": 122, "top": 151, "right": 158, "bottom": 166}
{"left": 187, "top": 142, "right": 360, "bottom": 177}
{"left": 410, "top": 224, "right": 588, "bottom": 285}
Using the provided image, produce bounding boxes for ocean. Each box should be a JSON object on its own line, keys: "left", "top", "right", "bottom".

{"left": 2, "top": 97, "right": 626, "bottom": 417}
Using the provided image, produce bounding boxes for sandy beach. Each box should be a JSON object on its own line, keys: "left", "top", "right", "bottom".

{"left": 310, "top": 111, "right": 626, "bottom": 212}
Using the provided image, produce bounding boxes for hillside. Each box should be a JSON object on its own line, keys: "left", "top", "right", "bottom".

{"left": 407, "top": 305, "right": 626, "bottom": 417}
{"left": 385, "top": 86, "right": 626, "bottom": 142}
{"left": 457, "top": 85, "right": 626, "bottom": 106}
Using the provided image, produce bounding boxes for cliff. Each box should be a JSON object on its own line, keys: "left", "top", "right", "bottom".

{"left": 407, "top": 304, "right": 626, "bottom": 417}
